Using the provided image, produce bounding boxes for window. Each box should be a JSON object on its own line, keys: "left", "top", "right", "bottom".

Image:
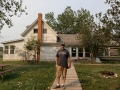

{"left": 78, "top": 48, "right": 83, "bottom": 57}
{"left": 4, "top": 46, "right": 9, "bottom": 54}
{"left": 10, "top": 45, "right": 15, "bottom": 54}
{"left": 33, "top": 29, "right": 38, "bottom": 33}
{"left": 72, "top": 48, "right": 76, "bottom": 57}
{"left": 43, "top": 29, "right": 47, "bottom": 33}
{"left": 85, "top": 48, "right": 90, "bottom": 57}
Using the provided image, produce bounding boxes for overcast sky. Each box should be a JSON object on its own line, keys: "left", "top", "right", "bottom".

{"left": 0, "top": 0, "right": 110, "bottom": 46}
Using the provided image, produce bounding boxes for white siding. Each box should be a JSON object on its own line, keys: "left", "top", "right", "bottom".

{"left": 40, "top": 46, "right": 70, "bottom": 61}
{"left": 2, "top": 20, "right": 58, "bottom": 61}
{"left": 40, "top": 46, "right": 59, "bottom": 61}
{"left": 3, "top": 41, "right": 24, "bottom": 61}
{"left": 42, "top": 23, "right": 57, "bottom": 43}
{"left": 24, "top": 23, "right": 38, "bottom": 43}
{"left": 23, "top": 21, "right": 57, "bottom": 43}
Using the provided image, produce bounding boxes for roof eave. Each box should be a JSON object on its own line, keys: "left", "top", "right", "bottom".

{"left": 42, "top": 20, "right": 58, "bottom": 37}
{"left": 21, "top": 19, "right": 38, "bottom": 37}
{"left": 1, "top": 38, "right": 24, "bottom": 44}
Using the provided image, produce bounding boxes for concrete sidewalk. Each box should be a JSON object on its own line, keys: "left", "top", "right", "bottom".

{"left": 50, "top": 63, "right": 82, "bottom": 90}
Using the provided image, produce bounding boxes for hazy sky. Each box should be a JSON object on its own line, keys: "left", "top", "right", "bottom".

{"left": 0, "top": 0, "right": 110, "bottom": 46}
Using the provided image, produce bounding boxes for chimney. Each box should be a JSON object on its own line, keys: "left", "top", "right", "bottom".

{"left": 37, "top": 13, "right": 42, "bottom": 61}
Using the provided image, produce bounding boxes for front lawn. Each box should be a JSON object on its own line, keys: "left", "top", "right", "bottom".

{"left": 0, "top": 61, "right": 56, "bottom": 90}
{"left": 75, "top": 64, "right": 120, "bottom": 90}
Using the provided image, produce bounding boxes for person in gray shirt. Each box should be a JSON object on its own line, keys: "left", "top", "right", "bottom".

{"left": 53, "top": 43, "right": 71, "bottom": 89}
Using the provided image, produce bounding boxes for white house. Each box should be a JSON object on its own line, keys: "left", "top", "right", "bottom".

{"left": 1, "top": 13, "right": 88, "bottom": 61}
{"left": 2, "top": 13, "right": 120, "bottom": 61}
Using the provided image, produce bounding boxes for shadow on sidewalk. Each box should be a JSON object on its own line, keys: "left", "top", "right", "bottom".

{"left": 65, "top": 80, "right": 80, "bottom": 87}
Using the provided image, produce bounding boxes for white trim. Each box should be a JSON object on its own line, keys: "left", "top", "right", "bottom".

{"left": 21, "top": 19, "right": 38, "bottom": 36}
{"left": 21, "top": 19, "right": 58, "bottom": 37}
{"left": 76, "top": 47, "right": 78, "bottom": 58}
{"left": 83, "top": 47, "right": 85, "bottom": 57}
{"left": 1, "top": 38, "right": 24, "bottom": 44}
{"left": 42, "top": 20, "right": 58, "bottom": 36}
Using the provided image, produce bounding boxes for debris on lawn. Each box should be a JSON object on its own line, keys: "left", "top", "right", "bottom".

{"left": 98, "top": 70, "right": 118, "bottom": 78}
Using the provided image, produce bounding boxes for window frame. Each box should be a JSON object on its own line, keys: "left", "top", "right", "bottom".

{"left": 43, "top": 29, "right": 47, "bottom": 33}
{"left": 78, "top": 48, "right": 83, "bottom": 57}
{"left": 85, "top": 48, "right": 90, "bottom": 57}
{"left": 10, "top": 45, "right": 15, "bottom": 54}
{"left": 4, "top": 46, "right": 9, "bottom": 54}
{"left": 33, "top": 29, "right": 38, "bottom": 33}
{"left": 71, "top": 47, "right": 76, "bottom": 57}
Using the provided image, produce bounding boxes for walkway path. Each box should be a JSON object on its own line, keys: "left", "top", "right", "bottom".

{"left": 50, "top": 63, "right": 82, "bottom": 90}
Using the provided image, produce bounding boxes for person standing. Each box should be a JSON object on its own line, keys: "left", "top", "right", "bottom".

{"left": 53, "top": 43, "right": 71, "bottom": 89}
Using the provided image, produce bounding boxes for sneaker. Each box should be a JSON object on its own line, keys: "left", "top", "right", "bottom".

{"left": 53, "top": 85, "right": 60, "bottom": 89}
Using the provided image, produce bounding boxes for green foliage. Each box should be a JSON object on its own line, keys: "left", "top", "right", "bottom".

{"left": 24, "top": 36, "right": 40, "bottom": 60}
{"left": 45, "top": 6, "right": 92, "bottom": 34}
{"left": 76, "top": 8, "right": 110, "bottom": 59}
{"left": 0, "top": 0, "right": 27, "bottom": 30}
{"left": 77, "top": 0, "right": 120, "bottom": 59}
{"left": 25, "top": 36, "right": 39, "bottom": 50}
{"left": 96, "top": 0, "right": 120, "bottom": 44}
{"left": 45, "top": 12, "right": 57, "bottom": 31}
{"left": 56, "top": 6, "right": 76, "bottom": 33}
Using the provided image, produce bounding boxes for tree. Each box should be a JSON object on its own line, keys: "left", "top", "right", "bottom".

{"left": 24, "top": 36, "right": 40, "bottom": 61}
{"left": 46, "top": 7, "right": 101, "bottom": 34}
{"left": 96, "top": 0, "right": 120, "bottom": 44}
{"left": 57, "top": 6, "right": 76, "bottom": 33}
{"left": 45, "top": 6, "right": 77, "bottom": 34}
{"left": 78, "top": 24, "right": 110, "bottom": 61}
{"left": 77, "top": 9, "right": 95, "bottom": 61}
{"left": 0, "top": 0, "right": 27, "bottom": 30}
{"left": 76, "top": 8, "right": 111, "bottom": 61}
{"left": 95, "top": 0, "right": 120, "bottom": 58}
{"left": 45, "top": 12, "right": 57, "bottom": 31}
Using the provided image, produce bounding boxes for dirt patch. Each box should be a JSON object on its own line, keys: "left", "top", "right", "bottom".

{"left": 98, "top": 71, "right": 118, "bottom": 78}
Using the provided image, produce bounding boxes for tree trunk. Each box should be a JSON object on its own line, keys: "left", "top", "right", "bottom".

{"left": 90, "top": 51, "right": 95, "bottom": 62}
{"left": 34, "top": 49, "right": 36, "bottom": 61}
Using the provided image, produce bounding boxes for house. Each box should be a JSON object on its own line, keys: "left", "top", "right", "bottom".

{"left": 1, "top": 13, "right": 120, "bottom": 61}
{"left": 1, "top": 13, "right": 90, "bottom": 61}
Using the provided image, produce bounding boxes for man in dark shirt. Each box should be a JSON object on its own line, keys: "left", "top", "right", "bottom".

{"left": 53, "top": 43, "right": 71, "bottom": 89}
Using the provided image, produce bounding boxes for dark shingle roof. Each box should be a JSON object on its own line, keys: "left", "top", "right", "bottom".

{"left": 58, "top": 34, "right": 81, "bottom": 46}
{"left": 41, "top": 34, "right": 82, "bottom": 47}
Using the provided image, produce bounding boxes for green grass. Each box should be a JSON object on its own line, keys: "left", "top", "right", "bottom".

{"left": 0, "top": 60, "right": 56, "bottom": 90}
{"left": 75, "top": 64, "right": 120, "bottom": 90}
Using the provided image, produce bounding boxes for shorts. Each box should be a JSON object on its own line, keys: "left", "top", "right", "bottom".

{"left": 56, "top": 66, "right": 67, "bottom": 78}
